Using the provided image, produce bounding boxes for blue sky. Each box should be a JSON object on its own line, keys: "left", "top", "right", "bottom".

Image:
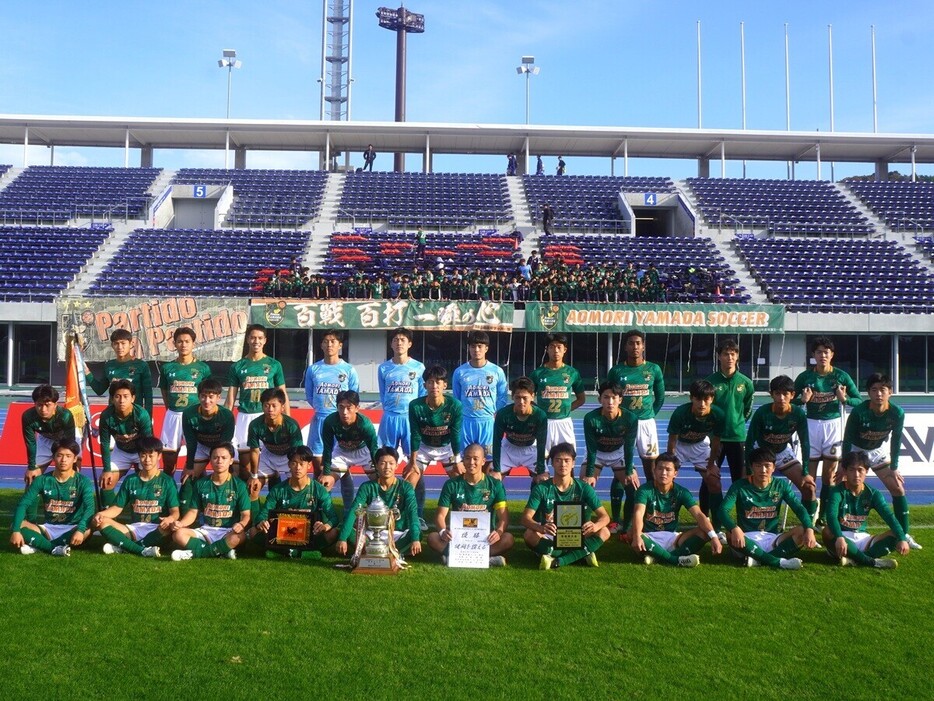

{"left": 1, "top": 0, "right": 932, "bottom": 179}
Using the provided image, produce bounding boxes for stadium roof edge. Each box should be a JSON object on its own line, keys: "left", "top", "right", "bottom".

{"left": 2, "top": 113, "right": 934, "bottom": 164}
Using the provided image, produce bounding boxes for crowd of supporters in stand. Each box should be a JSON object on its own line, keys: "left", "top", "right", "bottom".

{"left": 261, "top": 255, "right": 733, "bottom": 303}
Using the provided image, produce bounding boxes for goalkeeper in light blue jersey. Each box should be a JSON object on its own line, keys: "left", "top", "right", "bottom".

{"left": 452, "top": 331, "right": 509, "bottom": 464}
{"left": 377, "top": 328, "right": 426, "bottom": 457}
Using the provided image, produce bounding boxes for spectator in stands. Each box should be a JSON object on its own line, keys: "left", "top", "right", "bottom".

{"left": 556, "top": 156, "right": 566, "bottom": 176}
{"left": 507, "top": 153, "right": 518, "bottom": 176}
{"left": 517, "top": 257, "right": 532, "bottom": 281}
{"left": 363, "top": 144, "right": 376, "bottom": 172}
{"left": 528, "top": 249, "right": 542, "bottom": 275}
{"left": 536, "top": 155, "right": 545, "bottom": 175}
{"left": 542, "top": 203, "right": 554, "bottom": 236}
{"left": 416, "top": 227, "right": 427, "bottom": 259}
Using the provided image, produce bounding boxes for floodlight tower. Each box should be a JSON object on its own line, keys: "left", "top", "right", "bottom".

{"left": 319, "top": 1, "right": 354, "bottom": 122}
{"left": 377, "top": 5, "right": 425, "bottom": 172}
{"left": 218, "top": 49, "right": 242, "bottom": 169}
{"left": 516, "top": 56, "right": 539, "bottom": 125}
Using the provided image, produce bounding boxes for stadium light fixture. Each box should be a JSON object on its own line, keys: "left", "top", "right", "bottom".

{"left": 218, "top": 49, "right": 242, "bottom": 169}
{"left": 516, "top": 55, "right": 539, "bottom": 125}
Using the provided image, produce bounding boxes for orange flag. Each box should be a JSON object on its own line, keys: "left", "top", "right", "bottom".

{"left": 64, "top": 335, "right": 88, "bottom": 429}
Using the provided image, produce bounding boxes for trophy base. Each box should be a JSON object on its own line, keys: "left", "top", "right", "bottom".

{"left": 352, "top": 555, "right": 401, "bottom": 575}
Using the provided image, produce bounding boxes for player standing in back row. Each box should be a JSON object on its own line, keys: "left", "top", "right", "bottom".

{"left": 606, "top": 329, "right": 665, "bottom": 533}
{"left": 452, "top": 331, "right": 509, "bottom": 468}
{"left": 529, "top": 333, "right": 586, "bottom": 456}
{"left": 226, "top": 324, "right": 290, "bottom": 469}
{"left": 158, "top": 327, "right": 211, "bottom": 476}
{"left": 377, "top": 328, "right": 426, "bottom": 465}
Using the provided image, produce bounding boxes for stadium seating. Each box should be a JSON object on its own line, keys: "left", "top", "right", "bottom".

{"left": 338, "top": 171, "right": 511, "bottom": 229}
{"left": 523, "top": 175, "right": 675, "bottom": 231}
{"left": 321, "top": 228, "right": 519, "bottom": 278}
{"left": 687, "top": 178, "right": 872, "bottom": 235}
{"left": 0, "top": 166, "right": 160, "bottom": 223}
{"left": 0, "top": 225, "right": 111, "bottom": 301}
{"left": 87, "top": 228, "right": 309, "bottom": 296}
{"left": 173, "top": 169, "right": 328, "bottom": 227}
{"left": 915, "top": 236, "right": 934, "bottom": 262}
{"left": 539, "top": 233, "right": 749, "bottom": 303}
{"left": 735, "top": 236, "right": 934, "bottom": 313}
{"left": 847, "top": 180, "right": 934, "bottom": 232}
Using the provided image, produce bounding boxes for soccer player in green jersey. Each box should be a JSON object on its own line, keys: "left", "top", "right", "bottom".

{"left": 583, "top": 381, "right": 638, "bottom": 533}
{"left": 181, "top": 378, "right": 236, "bottom": 482}
{"left": 91, "top": 436, "right": 179, "bottom": 557}
{"left": 336, "top": 447, "right": 422, "bottom": 559}
{"left": 245, "top": 388, "right": 304, "bottom": 499}
{"left": 522, "top": 442, "right": 610, "bottom": 569}
{"left": 170, "top": 442, "right": 251, "bottom": 560}
{"left": 667, "top": 380, "right": 725, "bottom": 528}
{"left": 158, "top": 327, "right": 211, "bottom": 475}
{"left": 842, "top": 373, "right": 919, "bottom": 549}
{"left": 85, "top": 328, "right": 153, "bottom": 415}
{"left": 630, "top": 452, "right": 722, "bottom": 566}
{"left": 606, "top": 329, "right": 665, "bottom": 482}
{"left": 428, "top": 443, "right": 514, "bottom": 566}
{"left": 492, "top": 377, "right": 549, "bottom": 484}
{"left": 253, "top": 446, "right": 339, "bottom": 557}
{"left": 99, "top": 379, "right": 154, "bottom": 507}
{"left": 822, "top": 451, "right": 909, "bottom": 568}
{"left": 226, "top": 324, "right": 289, "bottom": 468}
{"left": 10, "top": 439, "right": 94, "bottom": 556}
{"left": 794, "top": 336, "right": 861, "bottom": 519}
{"left": 406, "top": 365, "right": 464, "bottom": 524}
{"left": 529, "top": 333, "right": 586, "bottom": 455}
{"left": 718, "top": 447, "right": 817, "bottom": 569}
{"left": 319, "top": 390, "right": 379, "bottom": 508}
{"left": 705, "top": 338, "right": 754, "bottom": 496}
{"left": 746, "top": 375, "right": 817, "bottom": 519}
{"left": 21, "top": 384, "right": 77, "bottom": 522}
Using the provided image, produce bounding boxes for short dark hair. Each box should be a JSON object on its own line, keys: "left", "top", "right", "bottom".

{"left": 423, "top": 365, "right": 448, "bottom": 383}
{"left": 137, "top": 436, "right": 164, "bottom": 454}
{"left": 110, "top": 329, "right": 133, "bottom": 343}
{"left": 624, "top": 329, "right": 645, "bottom": 343}
{"left": 51, "top": 438, "right": 82, "bottom": 457}
{"left": 545, "top": 333, "right": 568, "bottom": 346}
{"left": 321, "top": 329, "right": 344, "bottom": 343}
{"left": 336, "top": 390, "right": 360, "bottom": 406}
{"left": 841, "top": 451, "right": 870, "bottom": 471}
{"left": 689, "top": 379, "right": 716, "bottom": 400}
{"left": 549, "top": 442, "right": 576, "bottom": 461}
{"left": 655, "top": 452, "right": 681, "bottom": 471}
{"left": 390, "top": 327, "right": 413, "bottom": 343}
{"left": 769, "top": 375, "right": 795, "bottom": 394}
{"left": 373, "top": 446, "right": 399, "bottom": 463}
{"left": 716, "top": 338, "right": 740, "bottom": 355}
{"left": 598, "top": 381, "right": 624, "bottom": 398}
{"left": 210, "top": 442, "right": 237, "bottom": 459}
{"left": 866, "top": 372, "right": 893, "bottom": 392}
{"left": 198, "top": 378, "right": 224, "bottom": 395}
{"left": 109, "top": 379, "right": 136, "bottom": 398}
{"left": 32, "top": 384, "right": 59, "bottom": 403}
{"left": 173, "top": 327, "right": 196, "bottom": 342}
{"left": 510, "top": 376, "right": 535, "bottom": 395}
{"left": 288, "top": 445, "right": 315, "bottom": 463}
{"left": 748, "top": 447, "right": 776, "bottom": 466}
{"left": 466, "top": 331, "right": 490, "bottom": 346}
{"left": 260, "top": 387, "right": 287, "bottom": 404}
{"left": 810, "top": 336, "right": 834, "bottom": 354}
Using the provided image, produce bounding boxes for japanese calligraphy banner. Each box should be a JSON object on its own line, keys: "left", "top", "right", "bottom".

{"left": 251, "top": 299, "right": 515, "bottom": 332}
{"left": 57, "top": 297, "right": 251, "bottom": 361}
{"left": 525, "top": 302, "right": 784, "bottom": 334}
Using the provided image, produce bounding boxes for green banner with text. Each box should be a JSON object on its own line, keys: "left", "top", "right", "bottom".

{"left": 252, "top": 299, "right": 514, "bottom": 332}
{"left": 525, "top": 302, "right": 784, "bottom": 334}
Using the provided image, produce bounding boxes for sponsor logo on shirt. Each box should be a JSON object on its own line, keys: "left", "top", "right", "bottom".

{"left": 387, "top": 380, "right": 414, "bottom": 394}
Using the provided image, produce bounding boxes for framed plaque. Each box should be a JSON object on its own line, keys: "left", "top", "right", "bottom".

{"left": 554, "top": 501, "right": 583, "bottom": 549}
{"left": 267, "top": 509, "right": 316, "bottom": 550}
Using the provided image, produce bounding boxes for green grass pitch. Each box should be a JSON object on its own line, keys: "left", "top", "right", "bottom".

{"left": 1, "top": 491, "right": 932, "bottom": 700}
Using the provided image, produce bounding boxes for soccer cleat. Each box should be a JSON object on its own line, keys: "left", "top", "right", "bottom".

{"left": 171, "top": 549, "right": 194, "bottom": 561}
{"left": 717, "top": 532, "right": 728, "bottom": 546}
{"left": 51, "top": 545, "right": 71, "bottom": 557}
{"left": 779, "top": 557, "right": 803, "bottom": 570}
{"left": 678, "top": 554, "right": 701, "bottom": 568}
{"left": 102, "top": 543, "right": 124, "bottom": 555}
{"left": 418, "top": 517, "right": 429, "bottom": 532}
{"left": 539, "top": 553, "right": 555, "bottom": 570}
{"left": 19, "top": 544, "right": 37, "bottom": 555}
{"left": 873, "top": 558, "right": 898, "bottom": 569}
{"left": 225, "top": 549, "right": 237, "bottom": 560}
{"left": 489, "top": 555, "right": 507, "bottom": 567}
{"left": 643, "top": 554, "right": 656, "bottom": 566}
{"left": 838, "top": 556, "right": 854, "bottom": 567}
{"left": 584, "top": 551, "right": 599, "bottom": 567}
{"left": 905, "top": 534, "right": 923, "bottom": 550}
{"left": 745, "top": 556, "right": 761, "bottom": 567}
{"left": 608, "top": 522, "right": 620, "bottom": 534}
{"left": 140, "top": 546, "right": 161, "bottom": 558}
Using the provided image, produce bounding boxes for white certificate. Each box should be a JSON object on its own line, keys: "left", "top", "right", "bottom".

{"left": 447, "top": 511, "right": 491, "bottom": 569}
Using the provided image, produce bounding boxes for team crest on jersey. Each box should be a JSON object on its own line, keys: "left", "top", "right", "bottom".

{"left": 263, "top": 366, "right": 271, "bottom": 375}
{"left": 737, "top": 385, "right": 745, "bottom": 393}
{"left": 264, "top": 301, "right": 287, "bottom": 327}
{"left": 153, "top": 484, "right": 163, "bottom": 498}
{"left": 482, "top": 491, "right": 490, "bottom": 501}
{"left": 538, "top": 305, "right": 559, "bottom": 331}
{"left": 486, "top": 375, "right": 494, "bottom": 385}
{"left": 191, "top": 370, "right": 200, "bottom": 381}
{"left": 643, "top": 372, "right": 652, "bottom": 382}
{"left": 409, "top": 371, "right": 417, "bottom": 380}
{"left": 69, "top": 487, "right": 77, "bottom": 499}
{"left": 338, "top": 373, "right": 347, "bottom": 383}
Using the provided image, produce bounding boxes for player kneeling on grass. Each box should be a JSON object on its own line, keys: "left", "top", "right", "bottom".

{"left": 521, "top": 442, "right": 610, "bottom": 569}
{"left": 630, "top": 452, "right": 722, "bottom": 567}
{"left": 21, "top": 383, "right": 77, "bottom": 523}
{"left": 245, "top": 387, "right": 304, "bottom": 509}
{"left": 822, "top": 451, "right": 909, "bottom": 569}
{"left": 252, "top": 446, "right": 339, "bottom": 558}
{"left": 428, "top": 443, "right": 514, "bottom": 566}
{"left": 718, "top": 447, "right": 817, "bottom": 570}
{"left": 91, "top": 436, "right": 179, "bottom": 558}
{"left": 336, "top": 447, "right": 422, "bottom": 560}
{"left": 170, "top": 442, "right": 251, "bottom": 561}
{"left": 492, "top": 377, "right": 549, "bottom": 485}
{"left": 10, "top": 439, "right": 94, "bottom": 557}
{"left": 98, "top": 379, "right": 154, "bottom": 507}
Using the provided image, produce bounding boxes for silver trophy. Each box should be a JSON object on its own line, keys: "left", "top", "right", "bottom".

{"left": 351, "top": 496, "right": 403, "bottom": 573}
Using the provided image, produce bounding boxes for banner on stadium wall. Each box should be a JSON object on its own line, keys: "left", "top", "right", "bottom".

{"left": 525, "top": 302, "right": 784, "bottom": 334}
{"left": 57, "top": 297, "right": 251, "bottom": 362}
{"left": 251, "top": 299, "right": 514, "bottom": 332}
